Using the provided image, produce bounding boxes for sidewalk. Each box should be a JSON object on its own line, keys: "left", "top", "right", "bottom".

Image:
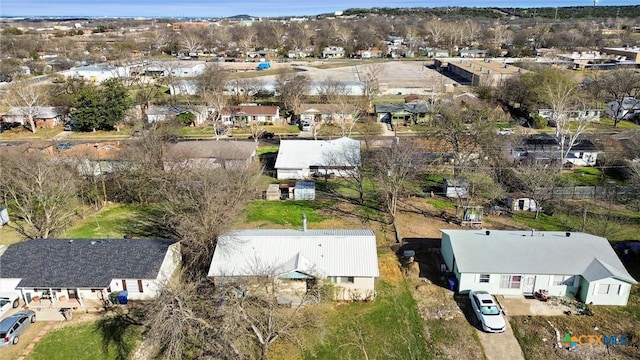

{"left": 16, "top": 321, "right": 56, "bottom": 360}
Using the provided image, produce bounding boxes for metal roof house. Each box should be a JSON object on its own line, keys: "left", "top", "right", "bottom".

{"left": 440, "top": 230, "right": 636, "bottom": 305}
{"left": 274, "top": 137, "right": 360, "bottom": 180}
{"left": 208, "top": 229, "right": 379, "bottom": 301}
{"left": 0, "top": 239, "right": 180, "bottom": 306}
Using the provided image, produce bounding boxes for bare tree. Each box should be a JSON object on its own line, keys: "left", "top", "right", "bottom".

{"left": 180, "top": 29, "right": 204, "bottom": 56}
{"left": 0, "top": 150, "right": 78, "bottom": 239}
{"left": 373, "top": 138, "right": 423, "bottom": 223}
{"left": 196, "top": 65, "right": 229, "bottom": 139}
{"left": 3, "top": 83, "right": 48, "bottom": 133}
{"left": 538, "top": 70, "right": 589, "bottom": 166}
{"left": 430, "top": 102, "right": 496, "bottom": 175}
{"left": 588, "top": 69, "right": 640, "bottom": 127}
{"left": 218, "top": 262, "right": 319, "bottom": 360}
{"left": 359, "top": 63, "right": 383, "bottom": 110}
{"left": 276, "top": 73, "right": 310, "bottom": 121}
{"left": 509, "top": 162, "right": 559, "bottom": 220}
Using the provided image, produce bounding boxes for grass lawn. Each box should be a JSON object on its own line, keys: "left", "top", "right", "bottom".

{"left": 299, "top": 280, "right": 430, "bottom": 360}
{"left": 243, "top": 200, "right": 329, "bottom": 226}
{"left": 64, "top": 204, "right": 151, "bottom": 238}
{"left": 179, "top": 126, "right": 215, "bottom": 138}
{"left": 557, "top": 167, "right": 605, "bottom": 186}
{"left": 257, "top": 145, "right": 279, "bottom": 156}
{"left": 0, "top": 225, "right": 24, "bottom": 246}
{"left": 0, "top": 127, "right": 61, "bottom": 140}
{"left": 67, "top": 127, "right": 134, "bottom": 140}
{"left": 28, "top": 320, "right": 142, "bottom": 360}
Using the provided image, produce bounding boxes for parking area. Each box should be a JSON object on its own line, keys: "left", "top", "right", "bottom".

{"left": 496, "top": 295, "right": 574, "bottom": 316}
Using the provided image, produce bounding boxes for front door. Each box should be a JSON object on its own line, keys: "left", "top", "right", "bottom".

{"left": 68, "top": 289, "right": 77, "bottom": 299}
{"left": 522, "top": 275, "right": 536, "bottom": 295}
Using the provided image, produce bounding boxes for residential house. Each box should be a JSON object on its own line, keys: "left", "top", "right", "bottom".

{"left": 440, "top": 230, "right": 637, "bottom": 305}
{"left": 601, "top": 46, "right": 640, "bottom": 64}
{"left": 287, "top": 48, "right": 314, "bottom": 59}
{"left": 0, "top": 239, "right": 181, "bottom": 305}
{"left": 374, "top": 103, "right": 429, "bottom": 125}
{"left": 459, "top": 49, "right": 487, "bottom": 58}
{"left": 512, "top": 134, "right": 599, "bottom": 167}
{"left": 275, "top": 137, "right": 360, "bottom": 180}
{"left": 246, "top": 49, "right": 278, "bottom": 61}
{"left": 421, "top": 48, "right": 449, "bottom": 58}
{"left": 537, "top": 108, "right": 601, "bottom": 123}
{"left": 163, "top": 140, "right": 256, "bottom": 170}
{"left": 1, "top": 107, "right": 66, "bottom": 128}
{"left": 355, "top": 48, "right": 383, "bottom": 59}
{"left": 208, "top": 229, "right": 379, "bottom": 301}
{"left": 605, "top": 97, "right": 640, "bottom": 121}
{"left": 298, "top": 103, "right": 357, "bottom": 127}
{"left": 146, "top": 105, "right": 207, "bottom": 126}
{"left": 220, "top": 104, "right": 280, "bottom": 125}
{"left": 322, "top": 46, "right": 345, "bottom": 59}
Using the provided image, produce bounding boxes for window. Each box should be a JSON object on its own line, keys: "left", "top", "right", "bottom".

{"left": 327, "top": 277, "right": 337, "bottom": 283}
{"left": 552, "top": 275, "right": 575, "bottom": 286}
{"left": 479, "top": 274, "right": 490, "bottom": 283}
{"left": 339, "top": 277, "right": 354, "bottom": 284}
{"left": 596, "top": 284, "right": 621, "bottom": 295}
{"left": 499, "top": 275, "right": 522, "bottom": 289}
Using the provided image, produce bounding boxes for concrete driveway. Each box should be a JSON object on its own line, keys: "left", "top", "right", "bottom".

{"left": 476, "top": 318, "right": 525, "bottom": 360}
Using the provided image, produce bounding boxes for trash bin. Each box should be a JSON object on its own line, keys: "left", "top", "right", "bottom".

{"left": 109, "top": 291, "right": 120, "bottom": 305}
{"left": 447, "top": 277, "right": 458, "bottom": 292}
{"left": 118, "top": 291, "right": 128, "bottom": 305}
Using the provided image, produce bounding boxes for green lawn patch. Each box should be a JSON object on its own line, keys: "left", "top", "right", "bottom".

{"left": 426, "top": 198, "right": 456, "bottom": 210}
{"left": 512, "top": 212, "right": 570, "bottom": 231}
{"left": 257, "top": 145, "right": 279, "bottom": 156}
{"left": 244, "top": 200, "right": 328, "bottom": 226}
{"left": 303, "top": 280, "right": 430, "bottom": 360}
{"left": 557, "top": 168, "right": 604, "bottom": 186}
{"left": 29, "top": 320, "right": 142, "bottom": 360}
{"left": 65, "top": 204, "right": 151, "bottom": 238}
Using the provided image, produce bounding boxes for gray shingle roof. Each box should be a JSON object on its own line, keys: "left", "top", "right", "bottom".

{"left": 442, "top": 230, "right": 636, "bottom": 284}
{"left": 0, "top": 239, "right": 176, "bottom": 288}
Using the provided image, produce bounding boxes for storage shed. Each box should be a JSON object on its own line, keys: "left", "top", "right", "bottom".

{"left": 266, "top": 184, "right": 280, "bottom": 201}
{"left": 294, "top": 182, "right": 316, "bottom": 200}
{"left": 0, "top": 206, "right": 9, "bottom": 226}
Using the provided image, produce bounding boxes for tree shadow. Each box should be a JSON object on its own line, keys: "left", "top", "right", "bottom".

{"left": 123, "top": 206, "right": 181, "bottom": 240}
{"left": 94, "top": 306, "right": 145, "bottom": 360}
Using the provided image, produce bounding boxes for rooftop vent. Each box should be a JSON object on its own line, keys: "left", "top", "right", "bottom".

{"left": 566, "top": 232, "right": 571, "bottom": 237}
{"left": 485, "top": 230, "right": 491, "bottom": 236}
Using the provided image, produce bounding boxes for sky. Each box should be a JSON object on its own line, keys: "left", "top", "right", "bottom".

{"left": 0, "top": 0, "right": 638, "bottom": 18}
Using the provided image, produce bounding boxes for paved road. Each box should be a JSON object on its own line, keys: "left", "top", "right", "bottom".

{"left": 476, "top": 318, "right": 525, "bottom": 360}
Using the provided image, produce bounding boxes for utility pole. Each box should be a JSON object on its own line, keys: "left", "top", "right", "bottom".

{"left": 555, "top": 7, "right": 559, "bottom": 21}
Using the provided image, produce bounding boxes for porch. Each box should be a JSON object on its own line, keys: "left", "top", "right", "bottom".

{"left": 495, "top": 295, "right": 574, "bottom": 316}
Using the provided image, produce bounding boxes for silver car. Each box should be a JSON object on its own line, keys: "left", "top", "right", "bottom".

{"left": 0, "top": 310, "right": 36, "bottom": 347}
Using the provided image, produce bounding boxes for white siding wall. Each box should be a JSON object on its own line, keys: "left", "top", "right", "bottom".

{"left": 584, "top": 278, "right": 632, "bottom": 306}
{"left": 277, "top": 168, "right": 309, "bottom": 180}
{"left": 459, "top": 273, "right": 579, "bottom": 297}
{"left": 332, "top": 277, "right": 375, "bottom": 301}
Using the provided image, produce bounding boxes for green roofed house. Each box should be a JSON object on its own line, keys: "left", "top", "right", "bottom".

{"left": 440, "top": 230, "right": 636, "bottom": 306}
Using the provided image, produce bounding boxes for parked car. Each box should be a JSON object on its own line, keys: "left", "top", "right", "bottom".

{"left": 250, "top": 130, "right": 274, "bottom": 140}
{"left": 0, "top": 310, "right": 36, "bottom": 347}
{"left": 55, "top": 141, "right": 73, "bottom": 150}
{"left": 63, "top": 123, "right": 73, "bottom": 131}
{"left": 496, "top": 128, "right": 514, "bottom": 135}
{"left": 0, "top": 292, "right": 20, "bottom": 315}
{"left": 469, "top": 290, "right": 506, "bottom": 333}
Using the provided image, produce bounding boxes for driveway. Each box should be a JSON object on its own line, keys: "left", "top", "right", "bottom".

{"left": 476, "top": 318, "right": 525, "bottom": 360}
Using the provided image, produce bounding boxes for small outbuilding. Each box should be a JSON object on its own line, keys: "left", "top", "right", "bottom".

{"left": 506, "top": 194, "right": 538, "bottom": 212}
{"left": 444, "top": 178, "right": 468, "bottom": 198}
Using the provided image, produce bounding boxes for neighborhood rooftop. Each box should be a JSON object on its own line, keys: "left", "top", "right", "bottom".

{"left": 274, "top": 137, "right": 360, "bottom": 170}
{"left": 0, "top": 239, "right": 176, "bottom": 288}
{"left": 441, "top": 229, "right": 636, "bottom": 284}
{"left": 208, "top": 229, "right": 379, "bottom": 278}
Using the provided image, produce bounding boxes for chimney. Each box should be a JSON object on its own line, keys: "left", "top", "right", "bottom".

{"left": 302, "top": 213, "right": 307, "bottom": 232}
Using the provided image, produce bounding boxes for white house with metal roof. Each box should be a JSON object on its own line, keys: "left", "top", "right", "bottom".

{"left": 274, "top": 137, "right": 360, "bottom": 180}
{"left": 440, "top": 230, "right": 636, "bottom": 306}
{"left": 208, "top": 229, "right": 379, "bottom": 301}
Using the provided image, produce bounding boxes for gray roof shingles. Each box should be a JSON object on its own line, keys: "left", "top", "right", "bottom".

{"left": 0, "top": 239, "right": 176, "bottom": 288}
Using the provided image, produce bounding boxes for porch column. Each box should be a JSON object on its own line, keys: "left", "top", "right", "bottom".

{"left": 49, "top": 287, "right": 55, "bottom": 304}
{"left": 20, "top": 288, "right": 27, "bottom": 305}
{"left": 77, "top": 288, "right": 83, "bottom": 306}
